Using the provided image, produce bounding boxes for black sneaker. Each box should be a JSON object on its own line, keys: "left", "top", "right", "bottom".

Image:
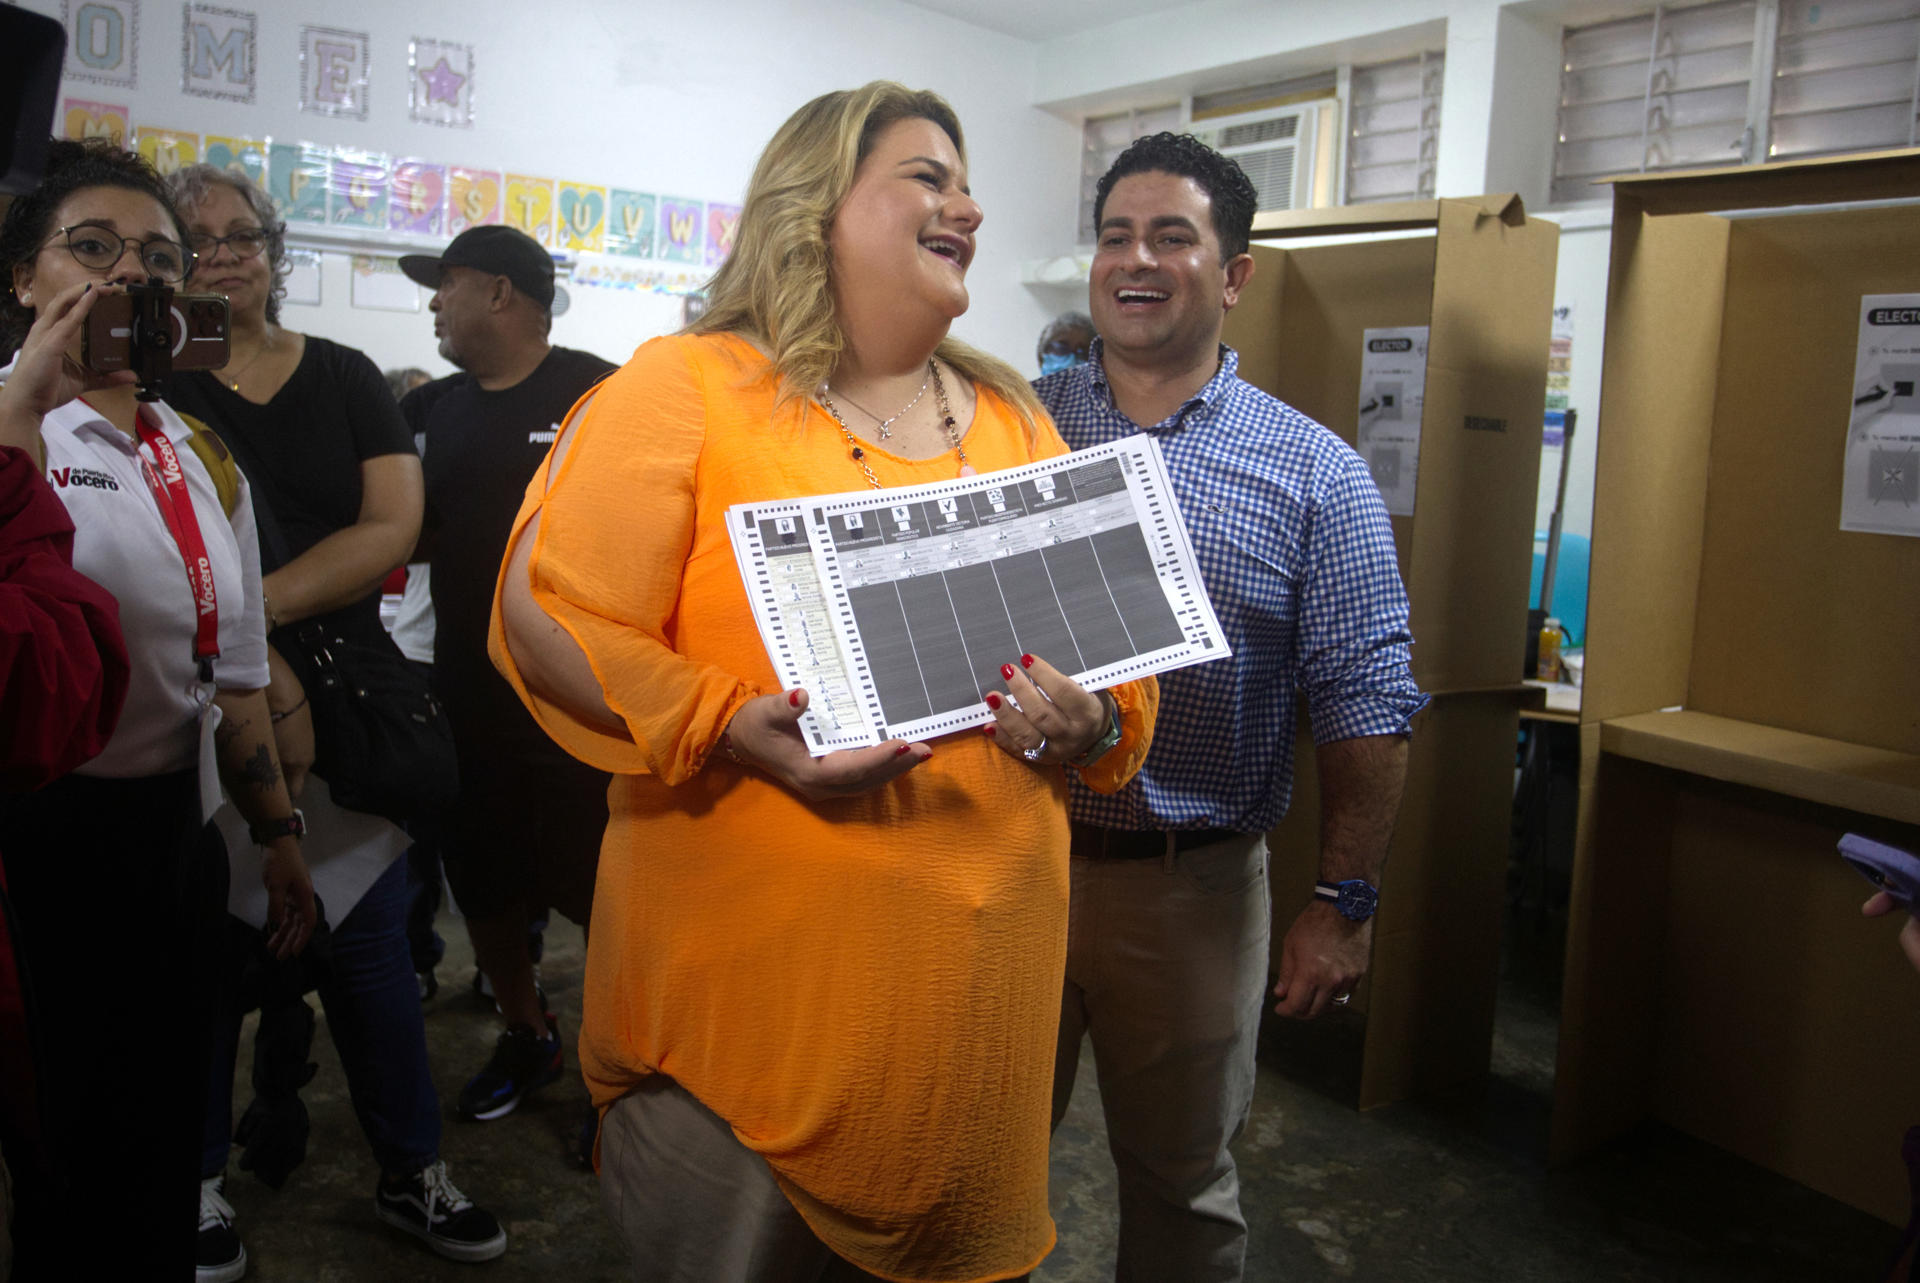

{"left": 456, "top": 1015, "right": 562, "bottom": 1121}
{"left": 197, "top": 1176, "right": 246, "bottom": 1283}
{"left": 373, "top": 1160, "right": 507, "bottom": 1262}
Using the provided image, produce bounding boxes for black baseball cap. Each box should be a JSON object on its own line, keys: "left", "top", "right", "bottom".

{"left": 399, "top": 225, "right": 555, "bottom": 309}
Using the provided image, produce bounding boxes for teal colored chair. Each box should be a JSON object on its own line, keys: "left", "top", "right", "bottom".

{"left": 1528, "top": 531, "right": 1589, "bottom": 647}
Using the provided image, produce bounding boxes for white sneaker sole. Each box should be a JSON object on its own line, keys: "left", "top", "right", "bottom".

{"left": 374, "top": 1202, "right": 508, "bottom": 1263}
{"left": 196, "top": 1244, "right": 247, "bottom": 1283}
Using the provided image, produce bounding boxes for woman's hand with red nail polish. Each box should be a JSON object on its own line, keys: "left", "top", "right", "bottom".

{"left": 718, "top": 687, "right": 930, "bottom": 800}
{"left": 981, "top": 653, "right": 1111, "bottom": 769}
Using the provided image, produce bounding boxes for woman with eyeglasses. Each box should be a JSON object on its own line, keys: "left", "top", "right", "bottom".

{"left": 159, "top": 164, "right": 507, "bottom": 1273}
{"left": 0, "top": 139, "right": 317, "bottom": 1281}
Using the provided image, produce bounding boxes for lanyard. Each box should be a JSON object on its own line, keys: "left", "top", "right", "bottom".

{"left": 131, "top": 402, "right": 220, "bottom": 683}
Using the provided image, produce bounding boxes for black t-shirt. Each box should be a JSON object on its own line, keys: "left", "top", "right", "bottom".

{"left": 169, "top": 335, "right": 414, "bottom": 638}
{"left": 404, "top": 346, "right": 614, "bottom": 725}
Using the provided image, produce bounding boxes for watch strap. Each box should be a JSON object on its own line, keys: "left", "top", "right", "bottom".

{"left": 1068, "top": 693, "right": 1124, "bottom": 769}
{"left": 249, "top": 808, "right": 305, "bottom": 846}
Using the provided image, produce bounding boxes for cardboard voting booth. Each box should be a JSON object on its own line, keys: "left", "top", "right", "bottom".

{"left": 1224, "top": 194, "right": 1560, "bottom": 1109}
{"left": 1554, "top": 150, "right": 1920, "bottom": 1227}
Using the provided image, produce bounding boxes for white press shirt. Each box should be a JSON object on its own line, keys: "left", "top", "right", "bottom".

{"left": 21, "top": 376, "right": 271, "bottom": 776}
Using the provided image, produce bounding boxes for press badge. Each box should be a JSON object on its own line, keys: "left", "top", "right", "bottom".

{"left": 198, "top": 696, "right": 224, "bottom": 822}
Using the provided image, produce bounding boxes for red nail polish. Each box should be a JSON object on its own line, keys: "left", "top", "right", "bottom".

{"left": 895, "top": 743, "right": 911, "bottom": 756}
{"left": 1000, "top": 663, "right": 1016, "bottom": 681}
{"left": 1021, "top": 653, "right": 1035, "bottom": 668}
{"left": 982, "top": 724, "right": 996, "bottom": 736}
{"left": 985, "top": 692, "right": 1002, "bottom": 710}
{"left": 788, "top": 691, "right": 801, "bottom": 707}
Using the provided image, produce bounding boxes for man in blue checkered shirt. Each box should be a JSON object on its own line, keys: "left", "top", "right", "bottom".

{"left": 1037, "top": 132, "right": 1427, "bottom": 1282}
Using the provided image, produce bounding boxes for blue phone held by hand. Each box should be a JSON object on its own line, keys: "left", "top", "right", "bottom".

{"left": 1839, "top": 834, "right": 1920, "bottom": 913}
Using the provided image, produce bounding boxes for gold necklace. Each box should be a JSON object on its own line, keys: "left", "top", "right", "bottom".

{"left": 221, "top": 327, "right": 278, "bottom": 391}
{"left": 826, "top": 363, "right": 930, "bottom": 440}
{"left": 819, "top": 359, "right": 971, "bottom": 490}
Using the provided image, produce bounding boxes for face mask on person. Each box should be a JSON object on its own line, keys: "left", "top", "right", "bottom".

{"left": 1040, "top": 351, "right": 1083, "bottom": 376}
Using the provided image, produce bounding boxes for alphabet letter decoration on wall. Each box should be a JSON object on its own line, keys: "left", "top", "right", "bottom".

{"left": 331, "top": 151, "right": 391, "bottom": 229}
{"left": 706, "top": 203, "right": 741, "bottom": 268}
{"left": 301, "top": 26, "right": 369, "bottom": 120}
{"left": 270, "top": 141, "right": 333, "bottom": 224}
{"left": 62, "top": 98, "right": 130, "bottom": 147}
{"left": 504, "top": 174, "right": 555, "bottom": 247}
{"left": 558, "top": 183, "right": 608, "bottom": 253}
{"left": 135, "top": 126, "right": 199, "bottom": 177}
{"left": 391, "top": 161, "right": 449, "bottom": 236}
{"left": 658, "top": 198, "right": 704, "bottom": 265}
{"left": 606, "top": 190, "right": 656, "bottom": 259}
{"left": 409, "top": 38, "right": 474, "bottom": 129}
{"left": 64, "top": 0, "right": 139, "bottom": 88}
{"left": 449, "top": 167, "right": 502, "bottom": 235}
{"left": 203, "top": 135, "right": 267, "bottom": 184}
{"left": 183, "top": 5, "right": 255, "bottom": 102}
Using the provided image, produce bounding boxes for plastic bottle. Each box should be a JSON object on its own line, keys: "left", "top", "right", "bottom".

{"left": 1537, "top": 617, "right": 1564, "bottom": 683}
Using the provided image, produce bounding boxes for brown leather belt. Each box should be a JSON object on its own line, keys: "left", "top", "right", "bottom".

{"left": 1069, "top": 823, "right": 1244, "bottom": 860}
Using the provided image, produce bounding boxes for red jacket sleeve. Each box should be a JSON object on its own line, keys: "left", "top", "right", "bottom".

{"left": 0, "top": 445, "right": 129, "bottom": 790}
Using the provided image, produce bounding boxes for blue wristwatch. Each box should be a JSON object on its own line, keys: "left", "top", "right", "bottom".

{"left": 1313, "top": 878, "right": 1379, "bottom": 923}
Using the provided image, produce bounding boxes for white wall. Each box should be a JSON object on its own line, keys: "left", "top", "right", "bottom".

{"left": 1532, "top": 215, "right": 1611, "bottom": 543}
{"left": 22, "top": 0, "right": 1079, "bottom": 378}
{"left": 28, "top": 0, "right": 1626, "bottom": 538}
{"left": 1030, "top": 0, "right": 1630, "bottom": 545}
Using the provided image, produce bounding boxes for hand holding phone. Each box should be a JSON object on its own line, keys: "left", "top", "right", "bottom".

{"left": 1841, "top": 834, "right": 1920, "bottom": 912}
{"left": 80, "top": 279, "right": 229, "bottom": 385}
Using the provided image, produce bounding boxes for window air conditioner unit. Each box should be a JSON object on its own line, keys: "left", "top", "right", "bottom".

{"left": 1187, "top": 100, "right": 1321, "bottom": 214}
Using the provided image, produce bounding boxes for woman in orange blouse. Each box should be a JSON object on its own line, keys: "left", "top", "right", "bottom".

{"left": 491, "top": 83, "right": 1157, "bottom": 1283}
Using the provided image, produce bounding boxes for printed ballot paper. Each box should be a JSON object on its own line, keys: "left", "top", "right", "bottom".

{"left": 727, "top": 434, "right": 1230, "bottom": 755}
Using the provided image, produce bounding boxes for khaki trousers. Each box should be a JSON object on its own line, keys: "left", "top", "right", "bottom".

{"left": 600, "top": 1073, "right": 1032, "bottom": 1283}
{"left": 1052, "top": 833, "right": 1271, "bottom": 1283}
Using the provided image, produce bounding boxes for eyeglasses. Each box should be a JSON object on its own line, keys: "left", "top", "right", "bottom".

{"left": 189, "top": 228, "right": 270, "bottom": 262}
{"left": 42, "top": 223, "right": 194, "bottom": 283}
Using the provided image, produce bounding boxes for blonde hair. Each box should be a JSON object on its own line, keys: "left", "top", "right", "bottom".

{"left": 690, "top": 81, "right": 1044, "bottom": 432}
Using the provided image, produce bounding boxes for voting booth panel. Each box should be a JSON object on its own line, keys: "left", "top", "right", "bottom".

{"left": 1556, "top": 149, "right": 1920, "bottom": 1227}
{"left": 1225, "top": 195, "right": 1559, "bottom": 1109}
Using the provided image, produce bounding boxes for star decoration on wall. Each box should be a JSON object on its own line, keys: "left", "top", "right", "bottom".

{"left": 421, "top": 57, "right": 464, "bottom": 105}
{"left": 409, "top": 38, "right": 473, "bottom": 128}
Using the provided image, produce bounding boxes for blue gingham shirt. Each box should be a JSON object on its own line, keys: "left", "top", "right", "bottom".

{"left": 1039, "top": 340, "right": 1427, "bottom": 833}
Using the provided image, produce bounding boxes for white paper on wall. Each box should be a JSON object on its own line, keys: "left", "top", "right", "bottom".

{"left": 1357, "top": 326, "right": 1429, "bottom": 517}
{"left": 348, "top": 255, "right": 419, "bottom": 312}
{"left": 284, "top": 250, "right": 322, "bottom": 307}
{"left": 1842, "top": 294, "right": 1920, "bottom": 538}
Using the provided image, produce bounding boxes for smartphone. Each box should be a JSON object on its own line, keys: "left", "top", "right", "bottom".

{"left": 81, "top": 284, "right": 230, "bottom": 379}
{"left": 1838, "top": 833, "right": 1920, "bottom": 906}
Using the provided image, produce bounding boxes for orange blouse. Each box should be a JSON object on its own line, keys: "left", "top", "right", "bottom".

{"left": 489, "top": 333, "right": 1155, "bottom": 1283}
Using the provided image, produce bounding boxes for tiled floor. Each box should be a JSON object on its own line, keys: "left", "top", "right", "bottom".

{"left": 210, "top": 914, "right": 1906, "bottom": 1281}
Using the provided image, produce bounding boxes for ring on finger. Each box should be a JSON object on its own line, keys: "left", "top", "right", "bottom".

{"left": 1021, "top": 736, "right": 1049, "bottom": 763}
{"left": 1331, "top": 993, "right": 1352, "bottom": 1007}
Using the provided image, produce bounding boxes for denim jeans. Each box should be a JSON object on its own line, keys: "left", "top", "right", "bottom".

{"left": 204, "top": 855, "right": 440, "bottom": 1178}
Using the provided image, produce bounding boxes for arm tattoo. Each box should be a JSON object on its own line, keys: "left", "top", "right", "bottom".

{"left": 214, "top": 714, "right": 248, "bottom": 754}
{"left": 239, "top": 743, "right": 282, "bottom": 793}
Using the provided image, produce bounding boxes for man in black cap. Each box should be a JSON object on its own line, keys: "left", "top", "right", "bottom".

{"left": 397, "top": 227, "right": 614, "bottom": 1131}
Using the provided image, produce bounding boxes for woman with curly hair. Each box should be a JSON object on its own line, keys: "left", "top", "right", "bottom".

{"left": 162, "top": 164, "right": 505, "bottom": 1276}
{"left": 493, "top": 82, "right": 1159, "bottom": 1282}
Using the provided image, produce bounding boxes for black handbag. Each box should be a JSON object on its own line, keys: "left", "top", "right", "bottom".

{"left": 293, "top": 620, "right": 458, "bottom": 824}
